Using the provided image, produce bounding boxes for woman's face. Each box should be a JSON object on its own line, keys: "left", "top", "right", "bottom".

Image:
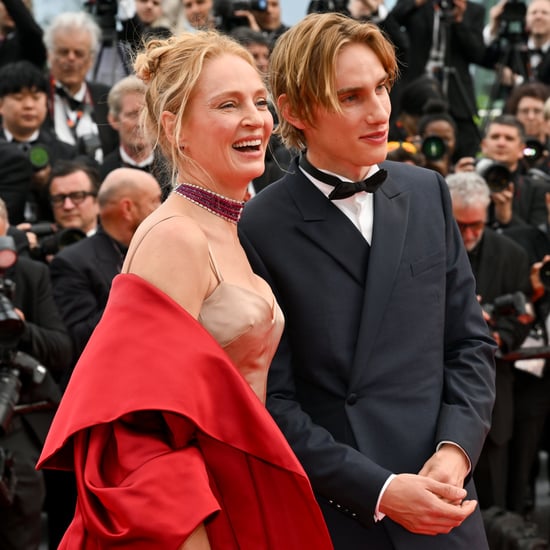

{"left": 182, "top": 0, "right": 213, "bottom": 29}
{"left": 178, "top": 54, "right": 273, "bottom": 196}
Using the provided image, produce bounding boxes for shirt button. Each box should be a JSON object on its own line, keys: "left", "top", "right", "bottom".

{"left": 347, "top": 393, "right": 358, "bottom": 405}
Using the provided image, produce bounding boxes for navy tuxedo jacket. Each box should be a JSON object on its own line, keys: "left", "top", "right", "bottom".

{"left": 239, "top": 159, "right": 496, "bottom": 549}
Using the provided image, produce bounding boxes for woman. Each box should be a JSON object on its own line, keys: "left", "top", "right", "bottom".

{"left": 37, "top": 31, "right": 333, "bottom": 549}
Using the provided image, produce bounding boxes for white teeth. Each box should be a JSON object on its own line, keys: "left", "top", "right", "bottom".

{"left": 233, "top": 139, "right": 262, "bottom": 148}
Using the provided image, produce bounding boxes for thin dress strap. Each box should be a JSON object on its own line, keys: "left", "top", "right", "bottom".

{"left": 207, "top": 245, "right": 223, "bottom": 284}
{"left": 124, "top": 215, "right": 185, "bottom": 272}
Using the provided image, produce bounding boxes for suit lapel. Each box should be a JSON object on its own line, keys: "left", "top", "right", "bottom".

{"left": 350, "top": 172, "right": 410, "bottom": 387}
{"left": 285, "top": 168, "right": 370, "bottom": 285}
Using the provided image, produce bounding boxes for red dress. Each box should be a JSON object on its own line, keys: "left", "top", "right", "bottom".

{"left": 37, "top": 274, "right": 333, "bottom": 549}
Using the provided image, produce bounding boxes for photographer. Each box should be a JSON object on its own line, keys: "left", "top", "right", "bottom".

{"left": 485, "top": 0, "right": 550, "bottom": 88}
{"left": 215, "top": 0, "right": 289, "bottom": 45}
{"left": 0, "top": 197, "right": 71, "bottom": 550}
{"left": 447, "top": 172, "right": 533, "bottom": 511}
{"left": 390, "top": 0, "right": 493, "bottom": 159}
{"left": 503, "top": 193, "right": 550, "bottom": 513}
{"left": 23, "top": 160, "right": 100, "bottom": 264}
{"left": 456, "top": 115, "right": 550, "bottom": 230}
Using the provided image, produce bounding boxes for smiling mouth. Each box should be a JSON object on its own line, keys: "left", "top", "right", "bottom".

{"left": 233, "top": 139, "right": 262, "bottom": 152}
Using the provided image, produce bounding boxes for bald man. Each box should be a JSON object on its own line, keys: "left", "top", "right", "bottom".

{"left": 50, "top": 167, "right": 162, "bottom": 374}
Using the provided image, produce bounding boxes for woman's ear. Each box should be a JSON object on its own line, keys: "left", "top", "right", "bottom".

{"left": 277, "top": 94, "right": 306, "bottom": 130}
{"left": 160, "top": 110, "right": 181, "bottom": 147}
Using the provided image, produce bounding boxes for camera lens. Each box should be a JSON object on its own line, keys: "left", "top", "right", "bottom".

{"left": 421, "top": 135, "right": 447, "bottom": 161}
{"left": 475, "top": 158, "right": 511, "bottom": 193}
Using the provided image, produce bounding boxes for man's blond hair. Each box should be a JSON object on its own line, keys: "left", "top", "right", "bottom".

{"left": 269, "top": 12, "right": 398, "bottom": 151}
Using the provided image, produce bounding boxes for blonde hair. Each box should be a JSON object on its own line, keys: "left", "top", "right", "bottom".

{"left": 133, "top": 30, "right": 256, "bottom": 185}
{"left": 269, "top": 12, "right": 398, "bottom": 151}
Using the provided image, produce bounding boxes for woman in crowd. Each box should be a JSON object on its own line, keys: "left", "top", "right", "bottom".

{"left": 38, "top": 30, "right": 333, "bottom": 549}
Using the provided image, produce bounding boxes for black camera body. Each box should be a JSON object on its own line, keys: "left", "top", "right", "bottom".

{"left": 483, "top": 291, "right": 530, "bottom": 322}
{"left": 28, "top": 223, "right": 86, "bottom": 262}
{"left": 307, "top": 0, "right": 349, "bottom": 14}
{"left": 475, "top": 158, "right": 512, "bottom": 193}
{"left": 498, "top": 0, "right": 527, "bottom": 42}
{"left": 16, "top": 143, "right": 50, "bottom": 172}
{"left": 84, "top": 0, "right": 118, "bottom": 42}
{"left": 214, "top": 0, "right": 268, "bottom": 32}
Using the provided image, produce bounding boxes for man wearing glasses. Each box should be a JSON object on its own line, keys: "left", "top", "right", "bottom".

{"left": 446, "top": 171, "right": 533, "bottom": 512}
{"left": 23, "top": 160, "right": 101, "bottom": 264}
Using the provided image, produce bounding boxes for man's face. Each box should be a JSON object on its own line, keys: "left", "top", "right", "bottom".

{"left": 481, "top": 123, "right": 524, "bottom": 170}
{"left": 452, "top": 201, "right": 486, "bottom": 252}
{"left": 136, "top": 0, "right": 163, "bottom": 25}
{"left": 49, "top": 170, "right": 99, "bottom": 234}
{"left": 48, "top": 29, "right": 94, "bottom": 94}
{"left": 253, "top": 0, "right": 281, "bottom": 31}
{"left": 0, "top": 88, "right": 48, "bottom": 137}
{"left": 182, "top": 0, "right": 213, "bottom": 29}
{"left": 247, "top": 42, "right": 270, "bottom": 74}
{"left": 527, "top": 0, "right": 550, "bottom": 40}
{"left": 294, "top": 42, "right": 391, "bottom": 182}
{"left": 109, "top": 92, "right": 151, "bottom": 157}
{"left": 516, "top": 96, "right": 545, "bottom": 140}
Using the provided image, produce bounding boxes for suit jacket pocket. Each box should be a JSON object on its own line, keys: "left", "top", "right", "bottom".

{"left": 410, "top": 250, "right": 444, "bottom": 277}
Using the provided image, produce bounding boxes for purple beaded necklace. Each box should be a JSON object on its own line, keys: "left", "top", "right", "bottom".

{"left": 173, "top": 183, "right": 245, "bottom": 225}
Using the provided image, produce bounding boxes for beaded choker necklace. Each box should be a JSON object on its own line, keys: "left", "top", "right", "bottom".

{"left": 173, "top": 183, "right": 245, "bottom": 225}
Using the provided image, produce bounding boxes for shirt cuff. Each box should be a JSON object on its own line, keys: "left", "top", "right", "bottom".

{"left": 374, "top": 473, "right": 396, "bottom": 522}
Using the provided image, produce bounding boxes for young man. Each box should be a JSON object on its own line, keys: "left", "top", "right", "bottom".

{"left": 239, "top": 12, "right": 496, "bottom": 549}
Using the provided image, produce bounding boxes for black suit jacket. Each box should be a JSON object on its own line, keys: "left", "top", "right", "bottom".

{"left": 46, "top": 79, "right": 119, "bottom": 161}
{"left": 49, "top": 227, "right": 123, "bottom": 375}
{"left": 239, "top": 159, "right": 496, "bottom": 549}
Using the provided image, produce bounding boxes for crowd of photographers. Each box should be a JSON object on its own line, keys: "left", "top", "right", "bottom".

{"left": 2, "top": 0, "right": 550, "bottom": 547}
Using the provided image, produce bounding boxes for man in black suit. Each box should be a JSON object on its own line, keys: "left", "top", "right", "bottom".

{"left": 390, "top": 0, "right": 490, "bottom": 159}
{"left": 446, "top": 171, "right": 533, "bottom": 511}
{"left": 0, "top": 60, "right": 79, "bottom": 224}
{"left": 485, "top": 0, "right": 550, "bottom": 88}
{"left": 239, "top": 13, "right": 496, "bottom": 549}
{"left": 0, "top": 197, "right": 71, "bottom": 549}
{"left": 101, "top": 74, "right": 169, "bottom": 195}
{"left": 50, "top": 167, "right": 161, "bottom": 378}
{"left": 43, "top": 12, "right": 119, "bottom": 165}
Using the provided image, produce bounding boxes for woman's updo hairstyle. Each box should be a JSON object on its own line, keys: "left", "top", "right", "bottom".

{"left": 134, "top": 31, "right": 256, "bottom": 181}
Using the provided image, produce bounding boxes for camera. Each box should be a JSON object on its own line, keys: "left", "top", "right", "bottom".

{"left": 483, "top": 291, "right": 532, "bottom": 324}
{"left": 498, "top": 0, "right": 527, "bottom": 42}
{"left": 17, "top": 143, "right": 50, "bottom": 172}
{"left": 28, "top": 222, "right": 87, "bottom": 262}
{"left": 307, "top": 0, "right": 349, "bottom": 14}
{"left": 421, "top": 135, "right": 447, "bottom": 162}
{"left": 523, "top": 138, "right": 545, "bottom": 164}
{"left": 475, "top": 158, "right": 512, "bottom": 193}
{"left": 214, "top": 0, "right": 268, "bottom": 32}
{"left": 0, "top": 236, "right": 48, "bottom": 435}
{"left": 84, "top": 0, "right": 118, "bottom": 42}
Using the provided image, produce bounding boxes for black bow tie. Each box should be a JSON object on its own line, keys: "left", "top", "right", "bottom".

{"left": 299, "top": 155, "right": 387, "bottom": 200}
{"left": 55, "top": 87, "right": 84, "bottom": 111}
{"left": 529, "top": 47, "right": 544, "bottom": 56}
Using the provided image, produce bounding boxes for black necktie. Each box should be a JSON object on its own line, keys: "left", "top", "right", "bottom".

{"left": 55, "top": 87, "right": 84, "bottom": 112}
{"left": 299, "top": 155, "right": 387, "bottom": 200}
